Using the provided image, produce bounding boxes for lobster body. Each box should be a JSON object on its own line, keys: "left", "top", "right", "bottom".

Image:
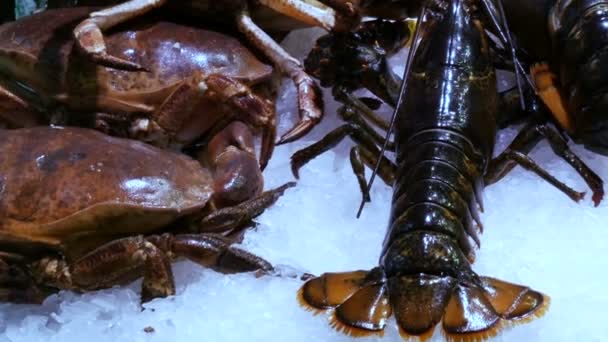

{"left": 382, "top": 0, "right": 495, "bottom": 287}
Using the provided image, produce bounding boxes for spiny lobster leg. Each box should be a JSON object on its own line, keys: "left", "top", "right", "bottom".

{"left": 236, "top": 6, "right": 323, "bottom": 145}
{"left": 73, "top": 0, "right": 165, "bottom": 71}
{"left": 486, "top": 122, "right": 604, "bottom": 205}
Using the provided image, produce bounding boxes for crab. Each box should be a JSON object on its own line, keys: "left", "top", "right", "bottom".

{"left": 41, "top": 0, "right": 382, "bottom": 144}
{"left": 0, "top": 125, "right": 295, "bottom": 304}
{"left": 0, "top": 7, "right": 278, "bottom": 169}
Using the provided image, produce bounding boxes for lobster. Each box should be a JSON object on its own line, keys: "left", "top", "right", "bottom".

{"left": 291, "top": 0, "right": 602, "bottom": 339}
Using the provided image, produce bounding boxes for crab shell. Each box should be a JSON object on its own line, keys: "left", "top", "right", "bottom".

{"left": 0, "top": 7, "right": 273, "bottom": 140}
{"left": 0, "top": 126, "right": 215, "bottom": 258}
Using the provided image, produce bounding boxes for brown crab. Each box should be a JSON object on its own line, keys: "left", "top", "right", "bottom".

{"left": 0, "top": 7, "right": 277, "bottom": 169}
{"left": 42, "top": 0, "right": 378, "bottom": 144}
{"left": 0, "top": 125, "right": 295, "bottom": 304}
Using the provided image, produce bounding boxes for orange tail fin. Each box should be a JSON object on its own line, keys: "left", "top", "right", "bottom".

{"left": 299, "top": 270, "right": 549, "bottom": 341}
{"left": 298, "top": 269, "right": 391, "bottom": 337}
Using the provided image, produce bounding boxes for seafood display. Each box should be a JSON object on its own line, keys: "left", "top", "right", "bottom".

{"left": 1, "top": 1, "right": 608, "bottom": 341}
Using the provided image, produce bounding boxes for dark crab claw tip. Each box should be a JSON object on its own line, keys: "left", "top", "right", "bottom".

{"left": 591, "top": 186, "right": 604, "bottom": 207}
{"left": 290, "top": 160, "right": 301, "bottom": 180}
{"left": 276, "top": 120, "right": 316, "bottom": 145}
{"left": 259, "top": 123, "right": 276, "bottom": 171}
{"left": 89, "top": 52, "right": 149, "bottom": 72}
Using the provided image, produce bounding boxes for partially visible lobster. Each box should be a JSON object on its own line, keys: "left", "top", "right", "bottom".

{"left": 291, "top": 0, "right": 608, "bottom": 339}
{"left": 501, "top": 0, "right": 608, "bottom": 156}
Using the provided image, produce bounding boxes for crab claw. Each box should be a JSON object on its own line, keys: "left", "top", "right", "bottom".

{"left": 203, "top": 74, "right": 277, "bottom": 170}
{"left": 74, "top": 19, "right": 148, "bottom": 71}
{"left": 277, "top": 72, "right": 324, "bottom": 145}
{"left": 260, "top": 120, "right": 276, "bottom": 171}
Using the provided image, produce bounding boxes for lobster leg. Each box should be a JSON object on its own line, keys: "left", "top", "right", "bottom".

{"left": 291, "top": 123, "right": 395, "bottom": 180}
{"left": 73, "top": 0, "right": 165, "bottom": 71}
{"left": 236, "top": 5, "right": 323, "bottom": 145}
{"left": 486, "top": 122, "right": 604, "bottom": 205}
{"left": 487, "top": 148, "right": 585, "bottom": 202}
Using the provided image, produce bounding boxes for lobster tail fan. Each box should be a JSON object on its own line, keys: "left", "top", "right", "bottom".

{"left": 385, "top": 274, "right": 549, "bottom": 341}
{"left": 479, "top": 276, "right": 550, "bottom": 321}
{"left": 442, "top": 284, "right": 503, "bottom": 341}
{"left": 440, "top": 277, "right": 549, "bottom": 341}
{"left": 331, "top": 283, "right": 391, "bottom": 337}
{"left": 298, "top": 270, "right": 369, "bottom": 309}
{"left": 298, "top": 269, "right": 391, "bottom": 336}
{"left": 389, "top": 274, "right": 456, "bottom": 341}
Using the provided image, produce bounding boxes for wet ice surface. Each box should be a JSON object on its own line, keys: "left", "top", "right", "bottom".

{"left": 2, "top": 28, "right": 608, "bottom": 342}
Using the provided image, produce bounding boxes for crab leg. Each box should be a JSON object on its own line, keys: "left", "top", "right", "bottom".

{"left": 73, "top": 0, "right": 166, "bottom": 71}
{"left": 30, "top": 233, "right": 274, "bottom": 303}
{"left": 0, "top": 257, "right": 48, "bottom": 304}
{"left": 237, "top": 6, "right": 323, "bottom": 144}
{"left": 199, "top": 182, "right": 297, "bottom": 233}
{"left": 0, "top": 83, "right": 46, "bottom": 128}
{"left": 259, "top": 0, "right": 337, "bottom": 30}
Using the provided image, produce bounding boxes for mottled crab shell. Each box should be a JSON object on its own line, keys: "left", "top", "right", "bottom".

{"left": 0, "top": 7, "right": 273, "bottom": 112}
{"left": 0, "top": 127, "right": 214, "bottom": 255}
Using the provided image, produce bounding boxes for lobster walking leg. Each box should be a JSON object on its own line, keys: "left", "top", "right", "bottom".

{"left": 486, "top": 122, "right": 605, "bottom": 205}
{"left": 290, "top": 105, "right": 396, "bottom": 201}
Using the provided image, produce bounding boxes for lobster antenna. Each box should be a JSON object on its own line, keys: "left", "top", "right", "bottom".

{"left": 356, "top": 4, "right": 428, "bottom": 218}
{"left": 481, "top": 0, "right": 533, "bottom": 109}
